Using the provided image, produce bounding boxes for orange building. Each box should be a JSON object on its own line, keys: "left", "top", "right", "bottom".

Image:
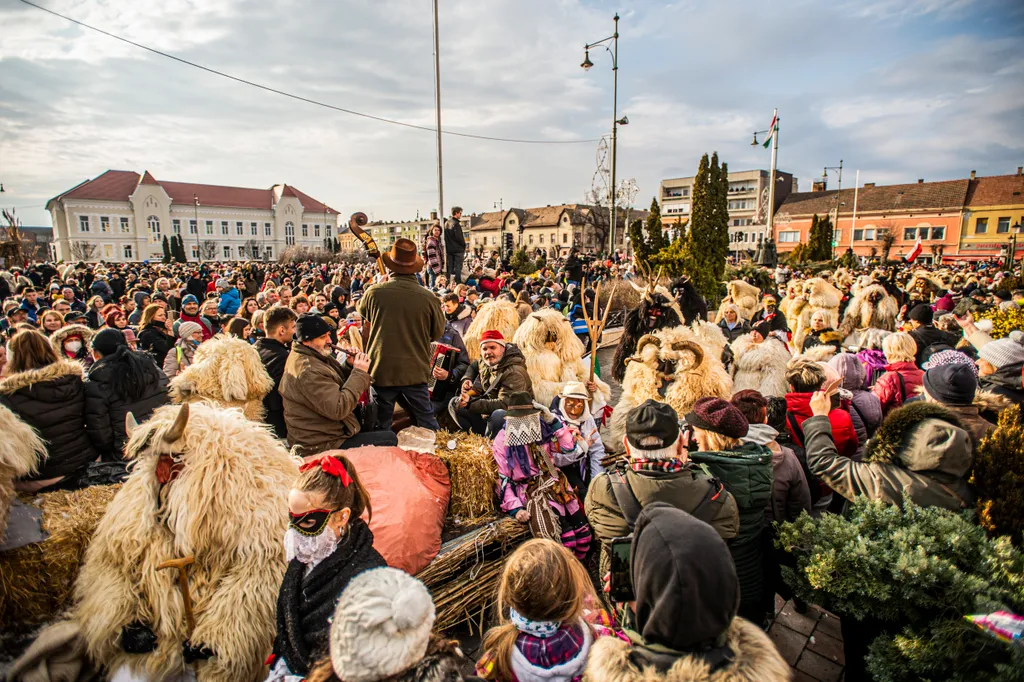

{"left": 773, "top": 179, "right": 969, "bottom": 264}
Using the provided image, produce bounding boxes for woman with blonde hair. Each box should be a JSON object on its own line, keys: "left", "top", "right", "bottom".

{"left": 39, "top": 309, "right": 65, "bottom": 337}
{"left": 872, "top": 331, "right": 924, "bottom": 415}
{"left": 84, "top": 295, "right": 105, "bottom": 329}
{"left": 0, "top": 329, "right": 96, "bottom": 491}
{"left": 476, "top": 539, "right": 622, "bottom": 682}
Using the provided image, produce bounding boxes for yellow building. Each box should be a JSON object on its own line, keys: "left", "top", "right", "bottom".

{"left": 338, "top": 231, "right": 358, "bottom": 253}
{"left": 959, "top": 170, "right": 1024, "bottom": 262}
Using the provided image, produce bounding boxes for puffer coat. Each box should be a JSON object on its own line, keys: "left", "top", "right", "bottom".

{"left": 84, "top": 354, "right": 170, "bottom": 460}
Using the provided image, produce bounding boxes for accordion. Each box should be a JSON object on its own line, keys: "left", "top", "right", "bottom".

{"left": 427, "top": 342, "right": 459, "bottom": 396}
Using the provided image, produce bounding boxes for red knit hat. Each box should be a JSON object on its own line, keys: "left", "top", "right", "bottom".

{"left": 685, "top": 397, "right": 749, "bottom": 439}
{"left": 479, "top": 329, "right": 506, "bottom": 347}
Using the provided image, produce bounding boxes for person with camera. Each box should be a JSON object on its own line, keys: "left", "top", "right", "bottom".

{"left": 585, "top": 503, "right": 790, "bottom": 682}
{"left": 584, "top": 400, "right": 739, "bottom": 576}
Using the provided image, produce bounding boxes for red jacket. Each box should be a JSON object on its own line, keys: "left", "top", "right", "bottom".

{"left": 785, "top": 392, "right": 859, "bottom": 460}
{"left": 871, "top": 361, "right": 924, "bottom": 415}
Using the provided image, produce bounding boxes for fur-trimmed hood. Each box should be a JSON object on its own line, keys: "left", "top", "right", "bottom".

{"left": 49, "top": 323, "right": 95, "bottom": 352}
{"left": 864, "top": 402, "right": 972, "bottom": 478}
{"left": 0, "top": 359, "right": 84, "bottom": 395}
{"left": 583, "top": 619, "right": 790, "bottom": 682}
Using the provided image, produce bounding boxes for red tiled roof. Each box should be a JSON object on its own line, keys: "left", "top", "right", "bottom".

{"left": 965, "top": 174, "right": 1024, "bottom": 207}
{"left": 48, "top": 169, "right": 337, "bottom": 214}
{"left": 778, "top": 179, "right": 970, "bottom": 217}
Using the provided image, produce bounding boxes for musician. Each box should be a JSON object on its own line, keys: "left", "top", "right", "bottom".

{"left": 357, "top": 239, "right": 446, "bottom": 431}
{"left": 454, "top": 330, "right": 533, "bottom": 436}
{"left": 430, "top": 321, "right": 470, "bottom": 419}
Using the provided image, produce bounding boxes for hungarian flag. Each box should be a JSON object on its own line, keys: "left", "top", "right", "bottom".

{"left": 905, "top": 238, "right": 923, "bottom": 263}
{"left": 762, "top": 112, "right": 778, "bottom": 148}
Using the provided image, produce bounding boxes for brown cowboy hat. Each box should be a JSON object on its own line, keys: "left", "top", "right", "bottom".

{"left": 380, "top": 238, "right": 425, "bottom": 275}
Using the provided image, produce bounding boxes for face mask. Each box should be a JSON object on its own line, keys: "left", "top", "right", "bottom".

{"left": 284, "top": 525, "right": 339, "bottom": 565}
{"left": 65, "top": 340, "right": 83, "bottom": 354}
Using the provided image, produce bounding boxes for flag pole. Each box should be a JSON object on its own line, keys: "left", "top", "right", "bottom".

{"left": 849, "top": 169, "right": 860, "bottom": 252}
{"left": 767, "top": 108, "right": 779, "bottom": 245}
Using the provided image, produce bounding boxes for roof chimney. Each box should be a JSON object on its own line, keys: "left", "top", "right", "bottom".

{"left": 1018, "top": 166, "right": 1022, "bottom": 176}
{"left": 917, "top": 178, "right": 924, "bottom": 184}
{"left": 429, "top": 210, "right": 437, "bottom": 221}
{"left": 970, "top": 170, "right": 977, "bottom": 180}
{"left": 811, "top": 178, "right": 827, "bottom": 192}
{"left": 863, "top": 182, "right": 875, "bottom": 188}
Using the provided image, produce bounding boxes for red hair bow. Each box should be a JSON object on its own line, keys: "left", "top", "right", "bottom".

{"left": 299, "top": 455, "right": 353, "bottom": 487}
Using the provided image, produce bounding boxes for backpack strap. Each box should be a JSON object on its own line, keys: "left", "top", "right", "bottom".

{"left": 689, "top": 477, "right": 728, "bottom": 525}
{"left": 787, "top": 411, "right": 806, "bottom": 448}
{"left": 896, "top": 372, "right": 906, "bottom": 403}
{"left": 609, "top": 468, "right": 643, "bottom": 531}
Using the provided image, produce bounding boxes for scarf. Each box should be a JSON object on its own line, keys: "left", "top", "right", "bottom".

{"left": 273, "top": 519, "right": 386, "bottom": 676}
{"left": 630, "top": 458, "right": 686, "bottom": 474}
{"left": 504, "top": 417, "right": 561, "bottom": 476}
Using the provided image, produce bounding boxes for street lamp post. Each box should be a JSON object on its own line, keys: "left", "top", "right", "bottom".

{"left": 750, "top": 109, "right": 780, "bottom": 268}
{"left": 582, "top": 14, "right": 627, "bottom": 255}
{"left": 494, "top": 198, "right": 504, "bottom": 262}
{"left": 823, "top": 160, "right": 843, "bottom": 258}
{"left": 193, "top": 194, "right": 201, "bottom": 263}
{"left": 1007, "top": 222, "right": 1022, "bottom": 270}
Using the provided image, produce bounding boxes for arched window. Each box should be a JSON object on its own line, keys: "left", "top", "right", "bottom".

{"left": 285, "top": 221, "right": 295, "bottom": 246}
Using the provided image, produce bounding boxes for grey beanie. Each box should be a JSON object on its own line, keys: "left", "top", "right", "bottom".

{"left": 978, "top": 330, "right": 1024, "bottom": 369}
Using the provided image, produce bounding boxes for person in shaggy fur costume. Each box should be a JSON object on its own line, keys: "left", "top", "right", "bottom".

{"left": 71, "top": 402, "right": 298, "bottom": 682}
{"left": 714, "top": 280, "right": 761, "bottom": 324}
{"left": 511, "top": 309, "right": 612, "bottom": 411}
{"left": 611, "top": 292, "right": 684, "bottom": 383}
{"left": 837, "top": 282, "right": 900, "bottom": 347}
{"left": 788, "top": 278, "right": 842, "bottom": 354}
{"left": 729, "top": 322, "right": 793, "bottom": 398}
{"left": 0, "top": 402, "right": 46, "bottom": 542}
{"left": 609, "top": 326, "right": 733, "bottom": 448}
{"left": 582, "top": 503, "right": 790, "bottom": 682}
{"left": 169, "top": 335, "right": 275, "bottom": 422}
{"left": 463, "top": 299, "right": 521, "bottom": 363}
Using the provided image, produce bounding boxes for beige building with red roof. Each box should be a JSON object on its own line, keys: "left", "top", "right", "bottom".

{"left": 958, "top": 169, "right": 1024, "bottom": 262}
{"left": 47, "top": 170, "right": 338, "bottom": 262}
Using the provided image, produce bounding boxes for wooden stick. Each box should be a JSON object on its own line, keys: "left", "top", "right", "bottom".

{"left": 158, "top": 556, "right": 197, "bottom": 635}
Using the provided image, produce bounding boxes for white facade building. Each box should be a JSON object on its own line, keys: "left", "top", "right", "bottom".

{"left": 47, "top": 170, "right": 339, "bottom": 262}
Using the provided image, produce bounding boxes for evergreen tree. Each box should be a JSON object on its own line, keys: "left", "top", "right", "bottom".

{"left": 628, "top": 218, "right": 650, "bottom": 267}
{"left": 333, "top": 237, "right": 340, "bottom": 253}
{"left": 173, "top": 235, "right": 187, "bottom": 263}
{"left": 806, "top": 213, "right": 834, "bottom": 261}
{"left": 646, "top": 196, "right": 668, "bottom": 253}
{"left": 678, "top": 152, "right": 730, "bottom": 303}
{"left": 161, "top": 236, "right": 171, "bottom": 264}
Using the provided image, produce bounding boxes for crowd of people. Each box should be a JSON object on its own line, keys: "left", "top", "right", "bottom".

{"left": 2, "top": 207, "right": 1023, "bottom": 682}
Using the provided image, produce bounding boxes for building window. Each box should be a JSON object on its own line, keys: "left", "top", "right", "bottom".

{"left": 285, "top": 222, "right": 295, "bottom": 246}
{"left": 833, "top": 229, "right": 841, "bottom": 242}
{"left": 528, "top": 234, "right": 534, "bottom": 245}
{"left": 238, "top": 245, "right": 246, "bottom": 258}
{"left": 148, "top": 216, "right": 161, "bottom": 239}
{"left": 264, "top": 246, "right": 273, "bottom": 259}
{"left": 206, "top": 220, "right": 214, "bottom": 235}
{"left": 975, "top": 217, "right": 988, "bottom": 234}
{"left": 997, "top": 217, "right": 1010, "bottom": 233}
{"left": 904, "top": 227, "right": 917, "bottom": 241}
{"left": 221, "top": 221, "right": 229, "bottom": 235}
{"left": 325, "top": 225, "right": 332, "bottom": 238}
{"left": 778, "top": 231, "right": 800, "bottom": 243}
{"left": 79, "top": 215, "right": 90, "bottom": 232}
{"left": 236, "top": 221, "right": 244, "bottom": 236}
{"left": 250, "top": 222, "right": 258, "bottom": 236}
{"left": 539, "top": 234, "right": 545, "bottom": 244}
{"left": 264, "top": 222, "right": 272, "bottom": 236}
{"left": 189, "top": 219, "right": 197, "bottom": 235}
{"left": 563, "top": 233, "right": 568, "bottom": 244}
{"left": 120, "top": 217, "right": 130, "bottom": 232}
{"left": 931, "top": 226, "right": 945, "bottom": 241}
{"left": 100, "top": 216, "right": 110, "bottom": 233}
{"left": 301, "top": 224, "right": 309, "bottom": 238}
{"left": 191, "top": 245, "right": 199, "bottom": 260}
{"left": 172, "top": 219, "right": 181, "bottom": 235}
{"left": 314, "top": 224, "right": 321, "bottom": 237}
{"left": 550, "top": 232, "right": 555, "bottom": 244}
{"left": 223, "top": 245, "right": 232, "bottom": 259}
{"left": 123, "top": 244, "right": 133, "bottom": 260}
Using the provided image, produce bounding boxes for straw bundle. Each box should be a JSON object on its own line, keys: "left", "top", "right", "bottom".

{"left": 435, "top": 430, "right": 499, "bottom": 526}
{"left": 417, "top": 516, "right": 529, "bottom": 632}
{"left": 0, "top": 484, "right": 120, "bottom": 631}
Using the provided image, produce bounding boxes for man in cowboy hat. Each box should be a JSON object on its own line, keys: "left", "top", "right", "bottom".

{"left": 358, "top": 238, "right": 446, "bottom": 430}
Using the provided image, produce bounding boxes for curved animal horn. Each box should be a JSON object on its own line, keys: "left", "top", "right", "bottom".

{"left": 636, "top": 334, "right": 662, "bottom": 354}
{"left": 670, "top": 339, "right": 705, "bottom": 370}
{"left": 163, "top": 403, "right": 190, "bottom": 443}
{"left": 125, "top": 412, "right": 139, "bottom": 437}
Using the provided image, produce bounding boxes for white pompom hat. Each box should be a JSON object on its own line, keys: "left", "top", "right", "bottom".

{"left": 329, "top": 567, "right": 435, "bottom": 682}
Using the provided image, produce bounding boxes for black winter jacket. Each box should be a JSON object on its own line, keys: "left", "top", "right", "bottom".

{"left": 0, "top": 360, "right": 96, "bottom": 481}
{"left": 255, "top": 337, "right": 290, "bottom": 439}
{"left": 138, "top": 322, "right": 176, "bottom": 366}
{"left": 84, "top": 355, "right": 170, "bottom": 460}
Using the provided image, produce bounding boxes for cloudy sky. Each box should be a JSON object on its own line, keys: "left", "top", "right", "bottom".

{"left": 2, "top": 0, "right": 1022, "bottom": 228}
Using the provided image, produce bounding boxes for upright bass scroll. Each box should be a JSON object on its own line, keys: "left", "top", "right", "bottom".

{"left": 348, "top": 211, "right": 385, "bottom": 275}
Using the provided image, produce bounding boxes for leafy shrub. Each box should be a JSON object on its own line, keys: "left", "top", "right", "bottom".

{"left": 973, "top": 404, "right": 1024, "bottom": 545}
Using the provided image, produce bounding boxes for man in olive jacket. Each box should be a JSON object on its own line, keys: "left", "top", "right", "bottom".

{"left": 585, "top": 401, "right": 739, "bottom": 576}
{"left": 280, "top": 314, "right": 381, "bottom": 458}
{"left": 358, "top": 238, "right": 446, "bottom": 431}
{"left": 454, "top": 329, "right": 533, "bottom": 436}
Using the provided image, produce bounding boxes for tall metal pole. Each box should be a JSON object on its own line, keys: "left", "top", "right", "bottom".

{"left": 849, "top": 169, "right": 860, "bottom": 252}
{"left": 432, "top": 0, "right": 444, "bottom": 225}
{"left": 608, "top": 14, "right": 619, "bottom": 256}
{"left": 766, "top": 108, "right": 778, "bottom": 245}
{"left": 193, "top": 194, "right": 201, "bottom": 263}
{"left": 832, "top": 160, "right": 843, "bottom": 258}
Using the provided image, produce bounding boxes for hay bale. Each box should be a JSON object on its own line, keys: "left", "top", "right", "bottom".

{"left": 435, "top": 430, "right": 498, "bottom": 526}
{"left": 0, "top": 484, "right": 120, "bottom": 632}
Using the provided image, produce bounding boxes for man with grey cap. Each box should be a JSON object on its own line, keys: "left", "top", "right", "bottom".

{"left": 585, "top": 399, "right": 739, "bottom": 574}
{"left": 921, "top": 351, "right": 996, "bottom": 447}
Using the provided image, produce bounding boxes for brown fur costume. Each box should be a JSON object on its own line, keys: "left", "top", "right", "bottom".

{"left": 714, "top": 280, "right": 761, "bottom": 323}
{"left": 838, "top": 283, "right": 900, "bottom": 346}
{"left": 778, "top": 280, "right": 804, "bottom": 327}
{"left": 169, "top": 335, "right": 274, "bottom": 421}
{"left": 463, "top": 299, "right": 521, "bottom": 362}
{"left": 0, "top": 403, "right": 46, "bottom": 540}
{"left": 790, "top": 278, "right": 842, "bottom": 354}
{"left": 729, "top": 334, "right": 792, "bottom": 397}
{"left": 609, "top": 324, "right": 733, "bottom": 448}
{"left": 511, "top": 309, "right": 611, "bottom": 408}
{"left": 74, "top": 403, "right": 297, "bottom": 682}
